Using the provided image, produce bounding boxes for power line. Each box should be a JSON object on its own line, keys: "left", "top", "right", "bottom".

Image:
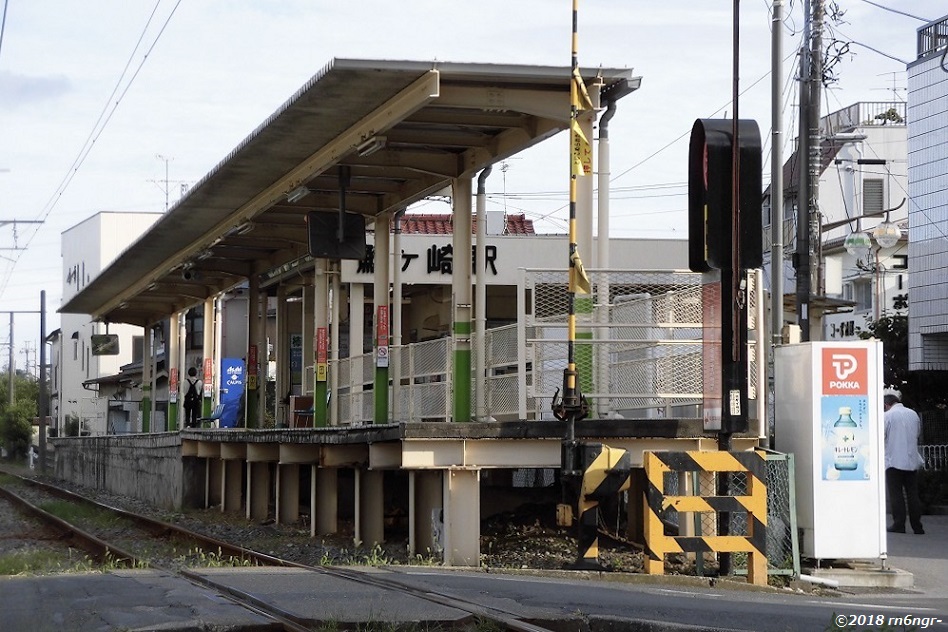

{"left": 855, "top": 0, "right": 932, "bottom": 23}
{"left": 0, "top": 0, "right": 9, "bottom": 60}
{"left": 0, "top": 0, "right": 183, "bottom": 301}
{"left": 845, "top": 38, "right": 912, "bottom": 66}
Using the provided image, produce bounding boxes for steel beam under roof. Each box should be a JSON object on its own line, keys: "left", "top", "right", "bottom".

{"left": 60, "top": 58, "right": 640, "bottom": 327}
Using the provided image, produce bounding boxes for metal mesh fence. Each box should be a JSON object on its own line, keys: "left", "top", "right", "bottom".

{"left": 329, "top": 268, "right": 763, "bottom": 426}
{"left": 662, "top": 451, "right": 799, "bottom": 576}
{"left": 923, "top": 445, "right": 948, "bottom": 471}
{"left": 528, "top": 269, "right": 706, "bottom": 418}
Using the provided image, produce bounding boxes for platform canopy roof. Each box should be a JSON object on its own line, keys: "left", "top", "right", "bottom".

{"left": 60, "top": 58, "right": 640, "bottom": 327}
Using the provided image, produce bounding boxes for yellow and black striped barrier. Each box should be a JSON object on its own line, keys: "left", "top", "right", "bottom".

{"left": 561, "top": 442, "right": 632, "bottom": 570}
{"left": 643, "top": 450, "right": 768, "bottom": 586}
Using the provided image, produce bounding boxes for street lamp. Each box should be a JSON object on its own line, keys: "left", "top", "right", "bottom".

{"left": 843, "top": 231, "right": 872, "bottom": 257}
{"left": 872, "top": 216, "right": 901, "bottom": 249}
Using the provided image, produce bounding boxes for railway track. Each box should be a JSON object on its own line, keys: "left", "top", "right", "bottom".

{"left": 0, "top": 469, "right": 559, "bottom": 632}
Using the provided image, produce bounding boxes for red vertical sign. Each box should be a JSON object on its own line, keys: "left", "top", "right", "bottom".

{"left": 376, "top": 305, "right": 389, "bottom": 368}
{"left": 247, "top": 344, "right": 258, "bottom": 390}
{"left": 316, "top": 327, "right": 328, "bottom": 382}
{"left": 169, "top": 368, "right": 179, "bottom": 403}
{"left": 203, "top": 357, "right": 213, "bottom": 397}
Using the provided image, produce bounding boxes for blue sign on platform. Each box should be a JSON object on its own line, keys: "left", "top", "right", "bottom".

{"left": 219, "top": 358, "right": 245, "bottom": 428}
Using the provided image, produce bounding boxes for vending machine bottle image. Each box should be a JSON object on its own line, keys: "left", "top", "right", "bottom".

{"left": 833, "top": 406, "right": 859, "bottom": 471}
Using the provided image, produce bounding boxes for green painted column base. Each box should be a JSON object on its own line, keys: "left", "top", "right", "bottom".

{"left": 142, "top": 396, "right": 151, "bottom": 433}
{"left": 167, "top": 406, "right": 178, "bottom": 432}
{"left": 374, "top": 366, "right": 389, "bottom": 424}
{"left": 454, "top": 348, "right": 471, "bottom": 422}
{"left": 314, "top": 382, "right": 328, "bottom": 428}
{"left": 246, "top": 389, "right": 260, "bottom": 428}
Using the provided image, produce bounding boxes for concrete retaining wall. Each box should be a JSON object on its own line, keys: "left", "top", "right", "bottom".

{"left": 50, "top": 433, "right": 201, "bottom": 510}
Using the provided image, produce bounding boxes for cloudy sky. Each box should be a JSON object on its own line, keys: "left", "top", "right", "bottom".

{"left": 0, "top": 0, "right": 942, "bottom": 365}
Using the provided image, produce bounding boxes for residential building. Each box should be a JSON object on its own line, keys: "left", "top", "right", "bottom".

{"left": 907, "top": 15, "right": 948, "bottom": 371}
{"left": 56, "top": 211, "right": 161, "bottom": 435}
{"left": 762, "top": 101, "right": 909, "bottom": 341}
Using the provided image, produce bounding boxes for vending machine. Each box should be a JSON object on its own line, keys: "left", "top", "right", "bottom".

{"left": 774, "top": 340, "right": 886, "bottom": 561}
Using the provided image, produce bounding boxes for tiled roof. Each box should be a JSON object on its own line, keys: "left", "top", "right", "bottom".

{"left": 396, "top": 213, "right": 535, "bottom": 235}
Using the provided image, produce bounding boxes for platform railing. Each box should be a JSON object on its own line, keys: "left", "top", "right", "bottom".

{"left": 330, "top": 268, "right": 764, "bottom": 427}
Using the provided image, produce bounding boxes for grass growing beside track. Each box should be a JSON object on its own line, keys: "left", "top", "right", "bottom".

{"left": 38, "top": 499, "right": 124, "bottom": 529}
{"left": 0, "top": 548, "right": 96, "bottom": 575}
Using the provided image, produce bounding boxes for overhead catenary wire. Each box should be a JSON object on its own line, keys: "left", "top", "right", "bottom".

{"left": 0, "top": 0, "right": 183, "bottom": 302}
{"left": 0, "top": 0, "right": 9, "bottom": 60}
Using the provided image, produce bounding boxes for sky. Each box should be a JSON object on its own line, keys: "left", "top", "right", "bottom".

{"left": 0, "top": 0, "right": 942, "bottom": 372}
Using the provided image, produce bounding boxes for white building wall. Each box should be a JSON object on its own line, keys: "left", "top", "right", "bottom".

{"left": 59, "top": 212, "right": 161, "bottom": 434}
{"left": 907, "top": 17, "right": 948, "bottom": 371}
{"left": 819, "top": 125, "right": 908, "bottom": 245}
{"left": 340, "top": 234, "right": 688, "bottom": 285}
{"left": 762, "top": 103, "right": 908, "bottom": 341}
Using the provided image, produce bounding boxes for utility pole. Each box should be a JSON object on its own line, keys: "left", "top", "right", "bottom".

{"left": 2, "top": 310, "right": 42, "bottom": 406}
{"left": 21, "top": 342, "right": 36, "bottom": 376}
{"left": 150, "top": 155, "right": 189, "bottom": 212}
{"left": 39, "top": 291, "right": 48, "bottom": 474}
{"left": 7, "top": 312, "right": 12, "bottom": 405}
{"left": 157, "top": 154, "right": 171, "bottom": 211}
{"left": 0, "top": 220, "right": 44, "bottom": 254}
{"left": 770, "top": 1, "right": 785, "bottom": 451}
{"left": 771, "top": 0, "right": 784, "bottom": 349}
{"left": 795, "top": 0, "right": 823, "bottom": 342}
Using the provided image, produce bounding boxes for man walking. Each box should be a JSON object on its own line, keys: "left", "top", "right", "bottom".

{"left": 884, "top": 390, "right": 925, "bottom": 535}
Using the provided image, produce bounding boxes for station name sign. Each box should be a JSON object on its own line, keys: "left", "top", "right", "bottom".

{"left": 340, "top": 235, "right": 548, "bottom": 285}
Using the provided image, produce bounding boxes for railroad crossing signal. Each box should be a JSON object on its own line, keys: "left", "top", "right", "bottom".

{"left": 558, "top": 441, "right": 632, "bottom": 570}
{"left": 687, "top": 119, "right": 763, "bottom": 273}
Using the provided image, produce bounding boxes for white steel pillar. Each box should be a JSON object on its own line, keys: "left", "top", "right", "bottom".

{"left": 275, "top": 285, "right": 289, "bottom": 426}
{"left": 223, "top": 459, "right": 242, "bottom": 513}
{"left": 314, "top": 466, "right": 338, "bottom": 537}
{"left": 443, "top": 468, "right": 480, "bottom": 566}
{"left": 412, "top": 470, "right": 443, "bottom": 557}
{"left": 372, "top": 214, "right": 391, "bottom": 424}
{"left": 359, "top": 469, "right": 384, "bottom": 546}
{"left": 277, "top": 463, "right": 300, "bottom": 525}
{"left": 452, "top": 177, "right": 473, "bottom": 423}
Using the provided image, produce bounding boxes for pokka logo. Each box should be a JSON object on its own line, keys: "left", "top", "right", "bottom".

{"left": 822, "top": 347, "right": 868, "bottom": 395}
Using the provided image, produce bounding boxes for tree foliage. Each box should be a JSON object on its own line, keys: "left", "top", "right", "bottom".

{"left": 858, "top": 313, "right": 908, "bottom": 390}
{"left": 0, "top": 371, "right": 39, "bottom": 459}
{"left": 858, "top": 313, "right": 948, "bottom": 411}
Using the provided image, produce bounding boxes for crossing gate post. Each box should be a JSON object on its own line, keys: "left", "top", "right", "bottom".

{"left": 643, "top": 450, "right": 768, "bottom": 586}
{"left": 563, "top": 442, "right": 632, "bottom": 570}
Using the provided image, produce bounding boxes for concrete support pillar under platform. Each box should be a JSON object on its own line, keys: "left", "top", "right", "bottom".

{"left": 207, "top": 458, "right": 223, "bottom": 509}
{"left": 444, "top": 468, "right": 480, "bottom": 566}
{"left": 358, "top": 469, "right": 384, "bottom": 547}
{"left": 411, "top": 470, "right": 443, "bottom": 557}
{"left": 313, "top": 466, "right": 338, "bottom": 537}
{"left": 222, "top": 460, "right": 243, "bottom": 513}
{"left": 247, "top": 462, "right": 271, "bottom": 522}
{"left": 277, "top": 464, "right": 300, "bottom": 525}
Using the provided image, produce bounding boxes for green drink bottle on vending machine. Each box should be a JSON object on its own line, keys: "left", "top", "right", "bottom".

{"left": 833, "top": 406, "right": 859, "bottom": 471}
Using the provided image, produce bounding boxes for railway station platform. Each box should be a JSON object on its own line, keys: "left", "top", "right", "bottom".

{"left": 51, "top": 419, "right": 761, "bottom": 568}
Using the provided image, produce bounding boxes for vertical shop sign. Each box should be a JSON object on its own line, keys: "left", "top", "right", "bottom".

{"left": 376, "top": 305, "right": 389, "bottom": 368}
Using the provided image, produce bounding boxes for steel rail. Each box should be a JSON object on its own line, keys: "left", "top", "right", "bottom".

{"left": 1, "top": 470, "right": 559, "bottom": 632}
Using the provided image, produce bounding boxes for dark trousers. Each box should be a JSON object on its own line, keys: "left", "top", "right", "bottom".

{"left": 886, "top": 467, "right": 923, "bottom": 532}
{"left": 184, "top": 401, "right": 200, "bottom": 428}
